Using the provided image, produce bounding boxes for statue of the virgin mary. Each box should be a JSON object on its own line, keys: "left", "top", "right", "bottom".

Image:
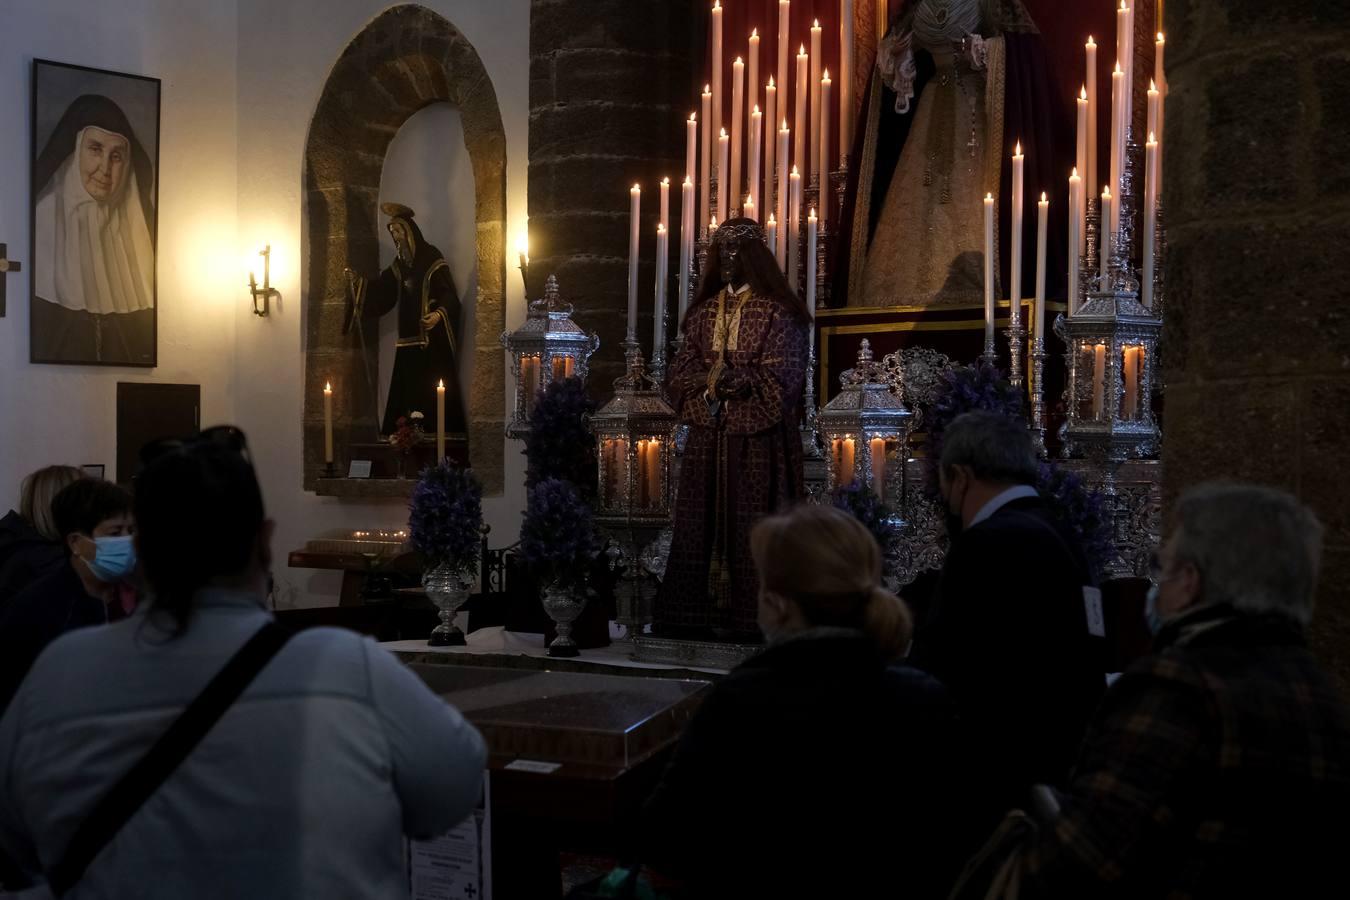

{"left": 835, "top": 0, "right": 1070, "bottom": 310}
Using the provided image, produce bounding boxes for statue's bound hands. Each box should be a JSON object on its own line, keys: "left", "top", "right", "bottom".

{"left": 715, "top": 368, "right": 754, "bottom": 400}
{"left": 421, "top": 312, "right": 442, "bottom": 330}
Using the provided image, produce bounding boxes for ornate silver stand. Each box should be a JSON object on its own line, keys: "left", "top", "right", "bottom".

{"left": 1029, "top": 337, "right": 1047, "bottom": 456}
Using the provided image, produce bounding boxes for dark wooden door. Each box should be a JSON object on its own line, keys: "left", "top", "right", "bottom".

{"left": 115, "top": 382, "right": 201, "bottom": 483}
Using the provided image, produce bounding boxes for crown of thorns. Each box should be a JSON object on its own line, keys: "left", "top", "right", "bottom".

{"left": 711, "top": 220, "right": 766, "bottom": 246}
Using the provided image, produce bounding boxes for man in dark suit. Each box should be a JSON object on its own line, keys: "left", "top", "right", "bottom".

{"left": 909, "top": 411, "right": 1105, "bottom": 819}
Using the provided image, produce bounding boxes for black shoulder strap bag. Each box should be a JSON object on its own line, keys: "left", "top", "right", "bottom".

{"left": 46, "top": 622, "right": 294, "bottom": 897}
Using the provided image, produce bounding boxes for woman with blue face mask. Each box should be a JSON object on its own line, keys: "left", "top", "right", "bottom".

{"left": 0, "top": 478, "right": 136, "bottom": 714}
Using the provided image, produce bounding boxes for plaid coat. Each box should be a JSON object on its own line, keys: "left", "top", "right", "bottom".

{"left": 1023, "top": 604, "right": 1350, "bottom": 899}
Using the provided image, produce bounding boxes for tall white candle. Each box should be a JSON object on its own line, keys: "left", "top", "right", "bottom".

{"left": 749, "top": 105, "right": 763, "bottom": 220}
{"left": 1076, "top": 87, "right": 1088, "bottom": 254}
{"left": 1117, "top": 2, "right": 1133, "bottom": 145}
{"left": 628, "top": 184, "right": 641, "bottom": 341}
{"left": 654, "top": 223, "right": 668, "bottom": 357}
{"left": 1142, "top": 133, "right": 1159, "bottom": 308}
{"left": 841, "top": 0, "right": 855, "bottom": 158}
{"left": 730, "top": 56, "right": 745, "bottom": 209}
{"left": 1146, "top": 80, "right": 1159, "bottom": 153}
{"left": 659, "top": 176, "right": 670, "bottom": 235}
{"left": 1010, "top": 142, "right": 1025, "bottom": 328}
{"left": 717, "top": 129, "right": 730, "bottom": 224}
{"left": 764, "top": 78, "right": 777, "bottom": 228}
{"left": 776, "top": 120, "right": 790, "bottom": 266}
{"left": 806, "top": 208, "right": 818, "bottom": 328}
{"left": 1109, "top": 62, "right": 1124, "bottom": 238}
{"left": 323, "top": 381, "right": 333, "bottom": 464}
{"left": 1085, "top": 37, "right": 1098, "bottom": 192}
{"left": 810, "top": 20, "right": 823, "bottom": 180}
{"left": 685, "top": 112, "right": 697, "bottom": 182}
{"left": 679, "top": 176, "right": 693, "bottom": 327}
{"left": 1100, "top": 186, "right": 1113, "bottom": 281}
{"left": 700, "top": 86, "right": 712, "bottom": 234}
{"left": 711, "top": 1, "right": 723, "bottom": 146}
{"left": 788, "top": 166, "right": 802, "bottom": 291}
{"left": 436, "top": 379, "right": 446, "bottom": 461}
{"left": 983, "top": 193, "right": 995, "bottom": 351}
{"left": 743, "top": 194, "right": 755, "bottom": 219}
{"left": 777, "top": 1, "right": 791, "bottom": 134}
{"left": 1155, "top": 33, "right": 1167, "bottom": 192}
{"left": 820, "top": 70, "right": 832, "bottom": 227}
{"left": 748, "top": 29, "right": 760, "bottom": 146}
{"left": 766, "top": 213, "right": 778, "bottom": 266}
{"left": 1068, "top": 168, "right": 1082, "bottom": 315}
{"left": 795, "top": 46, "right": 809, "bottom": 184}
{"left": 1034, "top": 192, "right": 1048, "bottom": 344}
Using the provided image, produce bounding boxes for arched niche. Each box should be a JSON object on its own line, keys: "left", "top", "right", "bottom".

{"left": 302, "top": 3, "right": 506, "bottom": 495}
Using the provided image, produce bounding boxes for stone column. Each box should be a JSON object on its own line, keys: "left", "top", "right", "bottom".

{"left": 529, "top": 0, "right": 699, "bottom": 394}
{"left": 1162, "top": 2, "right": 1350, "bottom": 685}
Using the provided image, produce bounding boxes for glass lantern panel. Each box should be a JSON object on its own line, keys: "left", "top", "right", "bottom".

{"left": 600, "top": 437, "right": 629, "bottom": 509}
{"left": 1090, "top": 343, "right": 1107, "bottom": 421}
{"left": 522, "top": 354, "right": 543, "bottom": 416}
{"left": 551, "top": 355, "right": 575, "bottom": 381}
{"left": 868, "top": 435, "right": 902, "bottom": 497}
{"left": 635, "top": 437, "right": 665, "bottom": 511}
{"left": 1120, "top": 345, "right": 1143, "bottom": 421}
{"left": 830, "top": 437, "right": 856, "bottom": 491}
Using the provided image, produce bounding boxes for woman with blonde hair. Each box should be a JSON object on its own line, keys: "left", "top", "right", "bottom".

{"left": 0, "top": 465, "right": 84, "bottom": 602}
{"left": 640, "top": 504, "right": 973, "bottom": 898}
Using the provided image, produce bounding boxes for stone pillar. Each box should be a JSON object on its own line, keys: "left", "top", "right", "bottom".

{"left": 1162, "top": 2, "right": 1350, "bottom": 686}
{"left": 529, "top": 0, "right": 699, "bottom": 394}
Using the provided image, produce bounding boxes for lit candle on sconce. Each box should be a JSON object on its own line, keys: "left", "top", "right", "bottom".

{"left": 711, "top": 0, "right": 723, "bottom": 143}
{"left": 1034, "top": 192, "right": 1048, "bottom": 346}
{"left": 700, "top": 86, "right": 712, "bottom": 231}
{"left": 764, "top": 78, "right": 777, "bottom": 228}
{"left": 810, "top": 19, "right": 822, "bottom": 180}
{"left": 794, "top": 45, "right": 808, "bottom": 182}
{"left": 777, "top": 1, "right": 790, "bottom": 134}
{"left": 679, "top": 176, "right": 694, "bottom": 325}
{"left": 819, "top": 69, "right": 832, "bottom": 226}
{"left": 788, "top": 166, "right": 802, "bottom": 291}
{"left": 627, "top": 184, "right": 641, "bottom": 342}
{"left": 1109, "top": 61, "right": 1124, "bottom": 238}
{"left": 1142, "top": 132, "right": 1160, "bottom": 309}
{"left": 806, "top": 208, "right": 818, "bottom": 318}
{"left": 323, "top": 381, "right": 334, "bottom": 466}
{"left": 1068, "top": 168, "right": 1082, "bottom": 315}
{"left": 730, "top": 56, "right": 744, "bottom": 210}
{"left": 766, "top": 213, "right": 778, "bottom": 258}
{"left": 717, "top": 129, "right": 730, "bottom": 224}
{"left": 743, "top": 193, "right": 755, "bottom": 221}
{"left": 1099, "top": 185, "right": 1113, "bottom": 282}
{"left": 776, "top": 119, "right": 790, "bottom": 266}
{"left": 1010, "top": 142, "right": 1025, "bottom": 328}
{"left": 1085, "top": 36, "right": 1098, "bottom": 191}
{"left": 436, "top": 379, "right": 446, "bottom": 461}
{"left": 748, "top": 104, "right": 763, "bottom": 219}
{"left": 748, "top": 29, "right": 760, "bottom": 150}
{"left": 1076, "top": 86, "right": 1088, "bottom": 255}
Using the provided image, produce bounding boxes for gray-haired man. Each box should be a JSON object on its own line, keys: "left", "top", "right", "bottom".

{"left": 908, "top": 411, "right": 1105, "bottom": 824}
{"left": 1024, "top": 484, "right": 1350, "bottom": 897}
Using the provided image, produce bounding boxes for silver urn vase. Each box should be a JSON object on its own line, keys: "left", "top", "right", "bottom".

{"left": 423, "top": 562, "right": 470, "bottom": 647}
{"left": 541, "top": 581, "right": 587, "bottom": 658}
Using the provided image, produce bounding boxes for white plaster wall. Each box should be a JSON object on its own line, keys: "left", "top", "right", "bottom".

{"left": 233, "top": 0, "right": 530, "bottom": 607}
{"left": 0, "top": 1, "right": 239, "bottom": 510}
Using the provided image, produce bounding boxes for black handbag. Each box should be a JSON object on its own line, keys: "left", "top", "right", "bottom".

{"left": 46, "top": 622, "right": 294, "bottom": 896}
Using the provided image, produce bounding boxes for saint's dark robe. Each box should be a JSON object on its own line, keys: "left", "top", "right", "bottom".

{"left": 360, "top": 243, "right": 467, "bottom": 437}
{"left": 658, "top": 286, "right": 808, "bottom": 637}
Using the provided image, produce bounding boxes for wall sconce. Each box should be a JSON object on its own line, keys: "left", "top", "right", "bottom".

{"left": 248, "top": 245, "right": 279, "bottom": 317}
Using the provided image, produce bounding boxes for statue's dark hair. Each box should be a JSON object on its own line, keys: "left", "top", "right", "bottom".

{"left": 685, "top": 217, "right": 810, "bottom": 326}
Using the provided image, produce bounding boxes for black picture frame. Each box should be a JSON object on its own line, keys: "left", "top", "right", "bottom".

{"left": 30, "top": 59, "right": 160, "bottom": 367}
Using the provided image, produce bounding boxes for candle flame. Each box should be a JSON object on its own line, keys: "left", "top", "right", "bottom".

{"left": 710, "top": 215, "right": 718, "bottom": 228}
{"left": 713, "top": 0, "right": 719, "bottom": 10}
{"left": 769, "top": 75, "right": 775, "bottom": 87}
{"left": 1150, "top": 78, "right": 1157, "bottom": 90}
{"left": 823, "top": 69, "right": 830, "bottom": 80}
{"left": 325, "top": 381, "right": 331, "bottom": 391}
{"left": 632, "top": 184, "right": 640, "bottom": 192}
{"left": 684, "top": 175, "right": 693, "bottom": 185}
{"left": 791, "top": 165, "right": 799, "bottom": 175}
{"left": 1041, "top": 192, "right": 1048, "bottom": 201}
{"left": 1115, "top": 61, "right": 1123, "bottom": 73}
{"left": 813, "top": 18, "right": 820, "bottom": 27}
{"left": 704, "top": 84, "right": 711, "bottom": 94}
{"left": 768, "top": 213, "right": 776, "bottom": 224}
{"left": 1119, "top": 0, "right": 1126, "bottom": 10}
{"left": 752, "top": 27, "right": 758, "bottom": 37}
{"left": 720, "top": 127, "right": 728, "bottom": 138}
{"left": 662, "top": 176, "right": 670, "bottom": 185}
{"left": 438, "top": 379, "right": 445, "bottom": 389}
{"left": 735, "top": 56, "right": 743, "bottom": 65}
{"left": 809, "top": 207, "right": 817, "bottom": 218}
{"left": 782, "top": 118, "right": 789, "bottom": 130}
{"left": 1087, "top": 35, "right": 1095, "bottom": 45}
{"left": 689, "top": 111, "right": 697, "bottom": 122}
{"left": 1103, "top": 186, "right": 1112, "bottom": 197}
{"left": 800, "top": 44, "right": 806, "bottom": 55}
{"left": 1015, "top": 141, "right": 1022, "bottom": 156}
{"left": 1157, "top": 31, "right": 1165, "bottom": 42}
{"left": 1149, "top": 131, "right": 1156, "bottom": 142}
{"left": 753, "top": 103, "right": 760, "bottom": 113}
{"left": 1072, "top": 166, "right": 1079, "bottom": 177}
{"left": 657, "top": 223, "right": 665, "bottom": 233}
{"left": 986, "top": 192, "right": 993, "bottom": 200}
{"left": 1080, "top": 85, "right": 1087, "bottom": 99}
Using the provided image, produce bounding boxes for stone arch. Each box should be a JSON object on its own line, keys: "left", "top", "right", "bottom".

{"left": 303, "top": 3, "right": 505, "bottom": 494}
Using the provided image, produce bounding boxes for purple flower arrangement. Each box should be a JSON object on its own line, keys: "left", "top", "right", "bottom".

{"left": 831, "top": 481, "right": 899, "bottom": 557}
{"left": 1037, "top": 462, "right": 1115, "bottom": 582}
{"left": 408, "top": 461, "right": 483, "bottom": 578}
{"left": 519, "top": 477, "right": 601, "bottom": 590}
{"left": 523, "top": 377, "right": 597, "bottom": 495}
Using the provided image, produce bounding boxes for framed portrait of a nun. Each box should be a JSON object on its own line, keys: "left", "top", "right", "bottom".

{"left": 30, "top": 60, "right": 159, "bottom": 367}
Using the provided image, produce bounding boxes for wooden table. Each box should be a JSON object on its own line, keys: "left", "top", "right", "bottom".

{"left": 406, "top": 661, "right": 711, "bottom": 898}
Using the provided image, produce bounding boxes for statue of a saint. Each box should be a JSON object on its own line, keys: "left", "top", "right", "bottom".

{"left": 345, "top": 203, "right": 467, "bottom": 438}
{"left": 836, "top": 0, "right": 1069, "bottom": 310}
{"left": 658, "top": 218, "right": 810, "bottom": 640}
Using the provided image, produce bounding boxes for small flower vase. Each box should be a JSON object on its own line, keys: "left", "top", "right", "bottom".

{"left": 423, "top": 562, "right": 470, "bottom": 646}
{"left": 541, "top": 581, "right": 587, "bottom": 658}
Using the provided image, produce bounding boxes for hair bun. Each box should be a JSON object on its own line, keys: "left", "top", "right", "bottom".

{"left": 862, "top": 585, "right": 913, "bottom": 661}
